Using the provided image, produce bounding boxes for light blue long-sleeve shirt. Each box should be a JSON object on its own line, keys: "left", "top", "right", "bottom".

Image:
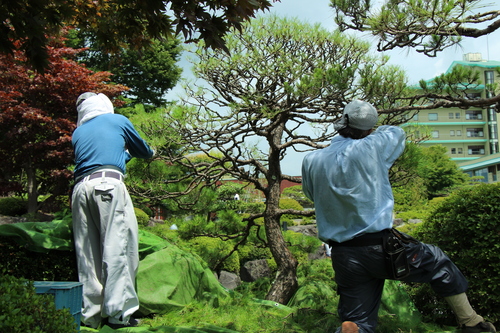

{"left": 301, "top": 125, "right": 406, "bottom": 243}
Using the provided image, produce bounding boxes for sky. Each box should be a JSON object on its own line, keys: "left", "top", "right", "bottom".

{"left": 167, "top": 0, "right": 500, "bottom": 176}
{"left": 267, "top": 0, "right": 500, "bottom": 85}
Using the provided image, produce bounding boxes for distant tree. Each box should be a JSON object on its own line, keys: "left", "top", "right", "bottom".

{"left": 67, "top": 32, "right": 183, "bottom": 107}
{"left": 329, "top": 0, "right": 500, "bottom": 109}
{"left": 0, "top": 35, "right": 127, "bottom": 214}
{"left": 330, "top": 0, "right": 500, "bottom": 57}
{"left": 418, "top": 145, "right": 469, "bottom": 198}
{"left": 1, "top": 0, "right": 274, "bottom": 72}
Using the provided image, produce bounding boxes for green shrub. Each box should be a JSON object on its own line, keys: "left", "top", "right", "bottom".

{"left": 411, "top": 183, "right": 500, "bottom": 324}
{"left": 188, "top": 236, "right": 240, "bottom": 273}
{"left": 136, "top": 204, "right": 153, "bottom": 217}
{"left": 0, "top": 236, "right": 78, "bottom": 281}
{"left": 283, "top": 230, "right": 322, "bottom": 265}
{"left": 146, "top": 223, "right": 182, "bottom": 244}
{"left": 0, "top": 197, "right": 27, "bottom": 216}
{"left": 395, "top": 209, "right": 428, "bottom": 222}
{"left": 238, "top": 243, "right": 272, "bottom": 263}
{"left": 280, "top": 198, "right": 303, "bottom": 213}
{"left": 0, "top": 274, "right": 78, "bottom": 333}
{"left": 242, "top": 201, "right": 265, "bottom": 214}
{"left": 280, "top": 198, "right": 304, "bottom": 226}
{"left": 395, "top": 222, "right": 423, "bottom": 236}
{"left": 135, "top": 207, "right": 150, "bottom": 227}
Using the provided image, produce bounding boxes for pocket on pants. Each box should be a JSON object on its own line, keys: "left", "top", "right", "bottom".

{"left": 94, "top": 184, "right": 115, "bottom": 202}
{"left": 404, "top": 242, "right": 425, "bottom": 269}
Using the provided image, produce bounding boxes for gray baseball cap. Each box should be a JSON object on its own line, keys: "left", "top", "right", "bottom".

{"left": 334, "top": 100, "right": 378, "bottom": 131}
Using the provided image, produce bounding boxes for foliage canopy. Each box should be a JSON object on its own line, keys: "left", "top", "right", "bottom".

{"left": 1, "top": 0, "right": 274, "bottom": 72}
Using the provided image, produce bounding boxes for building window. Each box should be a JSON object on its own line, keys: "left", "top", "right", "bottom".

{"left": 449, "top": 113, "right": 454, "bottom": 119}
{"left": 431, "top": 130, "right": 439, "bottom": 138}
{"left": 428, "top": 113, "right": 438, "bottom": 121}
{"left": 458, "top": 148, "right": 463, "bottom": 154}
{"left": 413, "top": 114, "right": 419, "bottom": 121}
{"left": 485, "top": 71, "right": 495, "bottom": 99}
{"left": 451, "top": 148, "right": 456, "bottom": 154}
{"left": 450, "top": 130, "right": 455, "bottom": 136}
{"left": 455, "top": 112, "right": 460, "bottom": 119}
{"left": 488, "top": 107, "right": 497, "bottom": 122}
{"left": 485, "top": 71, "right": 494, "bottom": 85}
{"left": 456, "top": 130, "right": 462, "bottom": 136}
{"left": 473, "top": 168, "right": 488, "bottom": 183}
{"left": 465, "top": 110, "right": 483, "bottom": 120}
{"left": 466, "top": 128, "right": 484, "bottom": 137}
{"left": 489, "top": 126, "right": 498, "bottom": 139}
{"left": 468, "top": 145, "right": 485, "bottom": 155}
{"left": 466, "top": 92, "right": 481, "bottom": 100}
{"left": 489, "top": 166, "right": 497, "bottom": 182}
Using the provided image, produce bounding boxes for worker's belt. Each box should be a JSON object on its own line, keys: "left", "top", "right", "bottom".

{"left": 76, "top": 171, "right": 123, "bottom": 184}
{"left": 328, "top": 229, "right": 390, "bottom": 247}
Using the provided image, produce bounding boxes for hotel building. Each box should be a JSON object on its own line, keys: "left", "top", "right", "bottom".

{"left": 406, "top": 53, "right": 500, "bottom": 183}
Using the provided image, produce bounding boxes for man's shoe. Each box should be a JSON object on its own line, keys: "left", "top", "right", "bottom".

{"left": 462, "top": 321, "right": 496, "bottom": 333}
{"left": 341, "top": 321, "right": 359, "bottom": 333}
{"left": 107, "top": 317, "right": 141, "bottom": 329}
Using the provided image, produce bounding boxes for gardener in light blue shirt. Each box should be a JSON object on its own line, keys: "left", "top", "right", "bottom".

{"left": 301, "top": 100, "right": 494, "bottom": 333}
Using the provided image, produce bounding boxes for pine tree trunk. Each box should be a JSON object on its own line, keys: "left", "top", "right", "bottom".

{"left": 264, "top": 211, "right": 299, "bottom": 304}
{"left": 264, "top": 130, "right": 299, "bottom": 303}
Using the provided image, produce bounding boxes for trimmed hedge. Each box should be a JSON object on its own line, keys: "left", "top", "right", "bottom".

{"left": 412, "top": 183, "right": 500, "bottom": 325}
{"left": 135, "top": 207, "right": 150, "bottom": 227}
{"left": 0, "top": 197, "right": 27, "bottom": 216}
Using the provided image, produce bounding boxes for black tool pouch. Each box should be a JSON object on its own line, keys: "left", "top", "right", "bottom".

{"left": 383, "top": 229, "right": 410, "bottom": 280}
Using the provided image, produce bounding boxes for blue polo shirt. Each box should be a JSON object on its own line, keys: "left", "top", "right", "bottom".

{"left": 301, "top": 125, "right": 406, "bottom": 243}
{"left": 72, "top": 113, "right": 154, "bottom": 180}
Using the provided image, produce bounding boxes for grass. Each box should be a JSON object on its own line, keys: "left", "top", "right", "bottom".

{"left": 131, "top": 258, "right": 456, "bottom": 333}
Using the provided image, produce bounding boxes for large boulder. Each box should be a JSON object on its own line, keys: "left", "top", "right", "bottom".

{"left": 239, "top": 259, "right": 271, "bottom": 282}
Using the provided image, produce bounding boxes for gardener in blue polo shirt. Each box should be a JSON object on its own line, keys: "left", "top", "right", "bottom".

{"left": 301, "top": 100, "right": 495, "bottom": 333}
{"left": 71, "top": 92, "right": 154, "bottom": 329}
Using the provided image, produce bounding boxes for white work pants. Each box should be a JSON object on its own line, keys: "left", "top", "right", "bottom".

{"left": 72, "top": 174, "right": 139, "bottom": 328}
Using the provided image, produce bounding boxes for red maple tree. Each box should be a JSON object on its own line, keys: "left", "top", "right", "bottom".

{"left": 0, "top": 35, "right": 128, "bottom": 214}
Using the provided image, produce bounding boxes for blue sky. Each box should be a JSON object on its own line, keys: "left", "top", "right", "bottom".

{"left": 267, "top": 0, "right": 500, "bottom": 84}
{"left": 167, "top": 0, "right": 500, "bottom": 176}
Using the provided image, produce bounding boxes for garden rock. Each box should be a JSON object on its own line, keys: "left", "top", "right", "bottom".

{"left": 218, "top": 270, "right": 241, "bottom": 290}
{"left": 288, "top": 225, "right": 318, "bottom": 237}
{"left": 240, "top": 259, "right": 271, "bottom": 282}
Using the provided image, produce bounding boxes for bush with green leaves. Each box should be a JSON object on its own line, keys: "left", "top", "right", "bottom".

{"left": 395, "top": 209, "right": 428, "bottom": 223}
{"left": 279, "top": 198, "right": 304, "bottom": 226}
{"left": 282, "top": 185, "right": 313, "bottom": 208}
{"left": 188, "top": 236, "right": 240, "bottom": 273}
{"left": 135, "top": 207, "right": 150, "bottom": 227}
{"left": 410, "top": 183, "right": 500, "bottom": 325}
{"left": 238, "top": 243, "right": 272, "bottom": 263}
{"left": 241, "top": 201, "right": 265, "bottom": 215}
{"left": 284, "top": 230, "right": 322, "bottom": 265}
{"left": 0, "top": 196, "right": 27, "bottom": 216}
{"left": 0, "top": 274, "right": 78, "bottom": 333}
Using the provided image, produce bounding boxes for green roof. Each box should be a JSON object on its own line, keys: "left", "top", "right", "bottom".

{"left": 411, "top": 59, "right": 500, "bottom": 90}
{"left": 446, "top": 60, "right": 500, "bottom": 73}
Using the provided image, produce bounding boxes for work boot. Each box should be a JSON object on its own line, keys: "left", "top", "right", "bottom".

{"left": 341, "top": 321, "right": 359, "bottom": 333}
{"left": 461, "top": 321, "right": 496, "bottom": 333}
